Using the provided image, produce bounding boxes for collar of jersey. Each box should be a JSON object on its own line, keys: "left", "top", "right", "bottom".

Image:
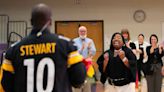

{"left": 30, "top": 28, "right": 50, "bottom": 35}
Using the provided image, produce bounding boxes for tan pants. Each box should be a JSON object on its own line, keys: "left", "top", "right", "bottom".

{"left": 104, "top": 82, "right": 135, "bottom": 92}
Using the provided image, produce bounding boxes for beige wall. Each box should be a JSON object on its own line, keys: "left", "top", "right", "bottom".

{"left": 0, "top": 0, "right": 164, "bottom": 50}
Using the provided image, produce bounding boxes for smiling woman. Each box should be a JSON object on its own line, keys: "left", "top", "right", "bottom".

{"left": 97, "top": 32, "right": 137, "bottom": 92}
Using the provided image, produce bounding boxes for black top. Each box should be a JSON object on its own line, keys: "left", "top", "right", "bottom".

{"left": 138, "top": 44, "right": 144, "bottom": 61}
{"left": 146, "top": 46, "right": 164, "bottom": 66}
{"left": 97, "top": 46, "right": 136, "bottom": 85}
{"left": 2, "top": 29, "right": 86, "bottom": 92}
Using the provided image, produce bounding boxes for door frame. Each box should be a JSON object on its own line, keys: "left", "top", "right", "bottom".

{"left": 55, "top": 20, "right": 104, "bottom": 51}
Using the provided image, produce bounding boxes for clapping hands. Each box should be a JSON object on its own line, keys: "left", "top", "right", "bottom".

{"left": 103, "top": 52, "right": 109, "bottom": 72}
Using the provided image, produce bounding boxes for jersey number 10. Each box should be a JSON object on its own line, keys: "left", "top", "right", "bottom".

{"left": 24, "top": 58, "right": 55, "bottom": 92}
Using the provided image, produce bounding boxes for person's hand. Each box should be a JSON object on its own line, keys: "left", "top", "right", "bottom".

{"left": 88, "top": 41, "right": 92, "bottom": 49}
{"left": 87, "top": 42, "right": 92, "bottom": 58}
{"left": 159, "top": 45, "right": 163, "bottom": 54}
{"left": 104, "top": 52, "right": 109, "bottom": 61}
{"left": 159, "top": 45, "right": 163, "bottom": 49}
{"left": 125, "top": 42, "right": 130, "bottom": 48}
{"left": 85, "top": 57, "right": 92, "bottom": 62}
{"left": 160, "top": 41, "right": 164, "bottom": 50}
{"left": 150, "top": 46, "right": 154, "bottom": 54}
{"left": 81, "top": 42, "right": 85, "bottom": 51}
{"left": 119, "top": 50, "right": 129, "bottom": 68}
{"left": 118, "top": 50, "right": 125, "bottom": 60}
{"left": 103, "top": 52, "right": 109, "bottom": 72}
{"left": 136, "top": 49, "right": 142, "bottom": 54}
{"left": 161, "top": 66, "right": 164, "bottom": 76}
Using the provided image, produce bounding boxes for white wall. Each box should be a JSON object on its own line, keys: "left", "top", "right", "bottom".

{"left": 0, "top": 0, "right": 164, "bottom": 50}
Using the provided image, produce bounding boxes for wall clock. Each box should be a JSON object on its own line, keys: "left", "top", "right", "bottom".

{"left": 133, "top": 10, "right": 146, "bottom": 23}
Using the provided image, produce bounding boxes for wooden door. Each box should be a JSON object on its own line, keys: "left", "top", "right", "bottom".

{"left": 55, "top": 21, "right": 104, "bottom": 71}
{"left": 55, "top": 22, "right": 78, "bottom": 39}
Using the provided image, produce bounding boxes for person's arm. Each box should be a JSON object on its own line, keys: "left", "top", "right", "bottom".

{"left": 88, "top": 40, "right": 96, "bottom": 58}
{"left": 146, "top": 46, "right": 154, "bottom": 57}
{"left": 67, "top": 41, "right": 86, "bottom": 88}
{"left": 0, "top": 46, "right": 15, "bottom": 92}
{"left": 143, "top": 50, "right": 148, "bottom": 63}
{"left": 119, "top": 50, "right": 130, "bottom": 68}
{"left": 97, "top": 50, "right": 109, "bottom": 84}
{"left": 134, "top": 41, "right": 140, "bottom": 60}
{"left": 0, "top": 59, "right": 14, "bottom": 92}
{"left": 121, "top": 47, "right": 136, "bottom": 81}
{"left": 67, "top": 51, "right": 86, "bottom": 88}
{"left": 73, "top": 38, "right": 83, "bottom": 54}
{"left": 78, "top": 42, "right": 85, "bottom": 54}
{"left": 124, "top": 48, "right": 136, "bottom": 67}
{"left": 130, "top": 42, "right": 137, "bottom": 56}
{"left": 158, "top": 45, "right": 164, "bottom": 58}
{"left": 158, "top": 45, "right": 164, "bottom": 76}
{"left": 142, "top": 45, "right": 148, "bottom": 63}
{"left": 97, "top": 54, "right": 104, "bottom": 73}
{"left": 103, "top": 53, "right": 109, "bottom": 72}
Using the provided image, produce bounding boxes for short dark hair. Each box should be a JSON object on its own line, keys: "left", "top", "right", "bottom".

{"left": 31, "top": 4, "right": 52, "bottom": 28}
{"left": 149, "top": 34, "right": 158, "bottom": 44}
{"left": 138, "top": 34, "right": 144, "bottom": 39}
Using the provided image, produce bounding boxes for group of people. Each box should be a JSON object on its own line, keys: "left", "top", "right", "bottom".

{"left": 0, "top": 3, "right": 164, "bottom": 92}
{"left": 97, "top": 28, "right": 164, "bottom": 92}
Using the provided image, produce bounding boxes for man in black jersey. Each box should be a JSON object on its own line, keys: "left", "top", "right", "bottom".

{"left": 0, "top": 3, "right": 86, "bottom": 92}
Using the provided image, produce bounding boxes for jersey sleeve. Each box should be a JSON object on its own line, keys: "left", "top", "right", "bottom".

{"left": 67, "top": 41, "right": 83, "bottom": 66}
{"left": 58, "top": 36, "right": 86, "bottom": 87}
{"left": 0, "top": 47, "right": 15, "bottom": 92}
{"left": 66, "top": 41, "right": 86, "bottom": 88}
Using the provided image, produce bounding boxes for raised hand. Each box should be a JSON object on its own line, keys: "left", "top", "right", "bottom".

{"left": 125, "top": 42, "right": 130, "bottom": 49}
{"left": 118, "top": 50, "right": 129, "bottom": 68}
{"left": 103, "top": 52, "right": 109, "bottom": 72}
{"left": 159, "top": 45, "right": 163, "bottom": 54}
{"left": 88, "top": 41, "right": 92, "bottom": 49}
{"left": 87, "top": 41, "right": 92, "bottom": 58}
{"left": 161, "top": 66, "right": 164, "bottom": 76}
{"left": 81, "top": 41, "right": 86, "bottom": 51}
{"left": 104, "top": 52, "right": 109, "bottom": 61}
{"left": 118, "top": 50, "right": 125, "bottom": 60}
{"left": 150, "top": 46, "right": 155, "bottom": 54}
{"left": 136, "top": 49, "right": 142, "bottom": 54}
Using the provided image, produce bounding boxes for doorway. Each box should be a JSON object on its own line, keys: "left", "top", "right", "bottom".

{"left": 55, "top": 20, "right": 104, "bottom": 70}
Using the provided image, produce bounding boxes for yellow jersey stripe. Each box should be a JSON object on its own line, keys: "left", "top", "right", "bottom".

{"left": 68, "top": 51, "right": 83, "bottom": 65}
{"left": 0, "top": 67, "right": 5, "bottom": 92}
{"left": 1, "top": 59, "right": 14, "bottom": 73}
{"left": 0, "top": 59, "right": 14, "bottom": 92}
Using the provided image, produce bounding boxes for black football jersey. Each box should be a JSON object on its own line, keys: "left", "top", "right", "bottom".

{"left": 3, "top": 29, "right": 81, "bottom": 92}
